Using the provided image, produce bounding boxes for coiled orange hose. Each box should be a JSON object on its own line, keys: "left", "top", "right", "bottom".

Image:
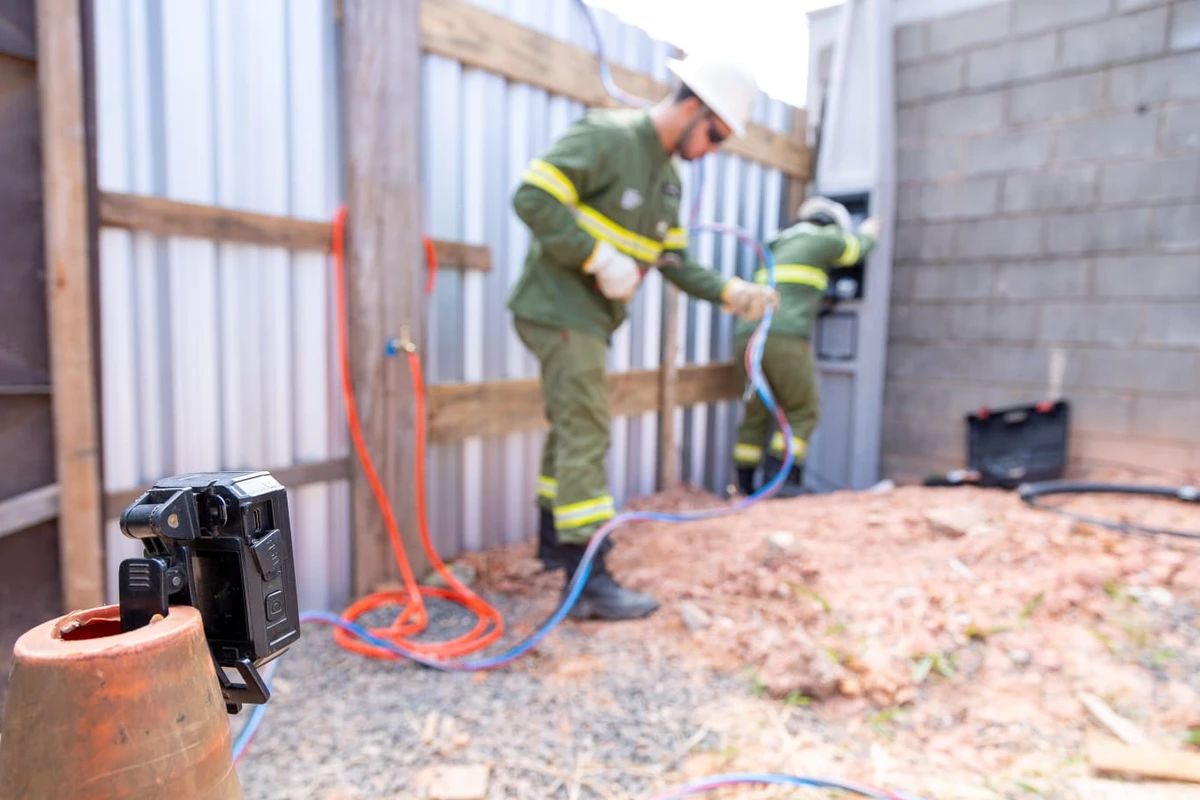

{"left": 329, "top": 205, "right": 505, "bottom": 660}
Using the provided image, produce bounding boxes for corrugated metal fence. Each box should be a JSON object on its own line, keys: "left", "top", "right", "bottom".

{"left": 92, "top": 0, "right": 800, "bottom": 612}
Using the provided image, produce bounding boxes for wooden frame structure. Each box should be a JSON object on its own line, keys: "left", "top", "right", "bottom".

{"left": 12, "top": 0, "right": 810, "bottom": 602}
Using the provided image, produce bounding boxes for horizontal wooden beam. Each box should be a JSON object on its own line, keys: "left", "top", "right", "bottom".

{"left": 0, "top": 484, "right": 61, "bottom": 540}
{"left": 102, "top": 457, "right": 351, "bottom": 521}
{"left": 98, "top": 192, "right": 490, "bottom": 272}
{"left": 426, "top": 362, "right": 742, "bottom": 443}
{"left": 0, "top": 384, "right": 53, "bottom": 396}
{"left": 420, "top": 0, "right": 810, "bottom": 179}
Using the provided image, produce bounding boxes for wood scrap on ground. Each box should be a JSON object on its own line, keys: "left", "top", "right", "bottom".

{"left": 1088, "top": 732, "right": 1200, "bottom": 784}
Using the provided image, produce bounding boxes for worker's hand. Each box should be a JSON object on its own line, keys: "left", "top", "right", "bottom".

{"left": 721, "top": 277, "right": 779, "bottom": 321}
{"left": 584, "top": 240, "right": 640, "bottom": 301}
{"left": 858, "top": 215, "right": 881, "bottom": 240}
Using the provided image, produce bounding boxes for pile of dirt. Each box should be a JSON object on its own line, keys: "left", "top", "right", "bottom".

{"left": 461, "top": 480, "right": 1200, "bottom": 791}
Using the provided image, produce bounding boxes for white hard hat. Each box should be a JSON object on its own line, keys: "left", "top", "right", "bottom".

{"left": 666, "top": 55, "right": 758, "bottom": 139}
{"left": 798, "top": 196, "right": 853, "bottom": 232}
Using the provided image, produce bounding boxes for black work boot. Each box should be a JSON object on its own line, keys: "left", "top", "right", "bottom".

{"left": 536, "top": 507, "right": 569, "bottom": 571}
{"left": 735, "top": 466, "right": 758, "bottom": 496}
{"left": 764, "top": 455, "right": 809, "bottom": 498}
{"left": 562, "top": 539, "right": 659, "bottom": 621}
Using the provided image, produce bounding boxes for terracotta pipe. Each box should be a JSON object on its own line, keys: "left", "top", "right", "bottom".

{"left": 0, "top": 604, "right": 242, "bottom": 800}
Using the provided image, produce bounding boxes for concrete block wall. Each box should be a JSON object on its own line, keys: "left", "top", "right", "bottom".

{"left": 886, "top": 0, "right": 1200, "bottom": 482}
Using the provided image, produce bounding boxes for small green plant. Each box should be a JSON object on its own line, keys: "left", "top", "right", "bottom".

{"left": 825, "top": 622, "right": 847, "bottom": 636}
{"left": 1119, "top": 617, "right": 1152, "bottom": 649}
{"left": 791, "top": 583, "right": 832, "bottom": 613}
{"left": 785, "top": 691, "right": 812, "bottom": 707}
{"left": 1013, "top": 779, "right": 1046, "bottom": 797}
{"left": 1020, "top": 593, "right": 1045, "bottom": 620}
{"left": 1090, "top": 628, "right": 1119, "bottom": 654}
{"left": 912, "top": 651, "right": 956, "bottom": 684}
{"left": 868, "top": 707, "right": 901, "bottom": 736}
{"left": 1185, "top": 728, "right": 1200, "bottom": 747}
{"left": 965, "top": 622, "right": 1009, "bottom": 640}
{"left": 1151, "top": 649, "right": 1176, "bottom": 667}
{"left": 744, "top": 668, "right": 767, "bottom": 698}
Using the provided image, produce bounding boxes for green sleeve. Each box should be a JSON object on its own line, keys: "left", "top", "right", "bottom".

{"left": 816, "top": 228, "right": 877, "bottom": 268}
{"left": 658, "top": 250, "right": 730, "bottom": 303}
{"left": 656, "top": 206, "right": 729, "bottom": 303}
{"left": 511, "top": 118, "right": 613, "bottom": 269}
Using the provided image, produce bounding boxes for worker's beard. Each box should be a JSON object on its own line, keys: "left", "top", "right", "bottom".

{"left": 673, "top": 109, "right": 710, "bottom": 161}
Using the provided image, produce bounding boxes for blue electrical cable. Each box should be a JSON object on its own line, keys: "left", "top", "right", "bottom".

{"left": 650, "top": 772, "right": 925, "bottom": 800}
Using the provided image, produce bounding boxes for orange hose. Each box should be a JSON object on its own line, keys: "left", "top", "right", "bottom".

{"left": 329, "top": 205, "right": 505, "bottom": 660}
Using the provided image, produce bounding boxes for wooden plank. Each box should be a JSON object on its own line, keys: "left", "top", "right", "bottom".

{"left": 36, "top": 0, "right": 105, "bottom": 611}
{"left": 342, "top": 0, "right": 429, "bottom": 593}
{"left": 0, "top": 384, "right": 53, "bottom": 396}
{"left": 432, "top": 238, "right": 491, "bottom": 272}
{"left": 98, "top": 191, "right": 489, "bottom": 271}
{"left": 1088, "top": 732, "right": 1200, "bottom": 784}
{"left": 426, "top": 362, "right": 742, "bottom": 444}
{"left": 102, "top": 458, "right": 351, "bottom": 522}
{"left": 419, "top": 0, "right": 810, "bottom": 179}
{"left": 787, "top": 107, "right": 809, "bottom": 220}
{"left": 0, "top": 485, "right": 61, "bottom": 541}
{"left": 658, "top": 284, "right": 680, "bottom": 489}
{"left": 99, "top": 190, "right": 331, "bottom": 250}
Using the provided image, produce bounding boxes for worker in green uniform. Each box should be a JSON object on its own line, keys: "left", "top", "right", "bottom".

{"left": 731, "top": 197, "right": 880, "bottom": 498}
{"left": 509, "top": 54, "right": 779, "bottom": 621}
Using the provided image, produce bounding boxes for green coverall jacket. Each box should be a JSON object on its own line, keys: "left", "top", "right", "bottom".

{"left": 507, "top": 108, "right": 732, "bottom": 341}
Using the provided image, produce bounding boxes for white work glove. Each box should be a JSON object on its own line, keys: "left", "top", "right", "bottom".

{"left": 858, "top": 215, "right": 881, "bottom": 240}
{"left": 721, "top": 277, "right": 779, "bottom": 321}
{"left": 584, "top": 240, "right": 641, "bottom": 301}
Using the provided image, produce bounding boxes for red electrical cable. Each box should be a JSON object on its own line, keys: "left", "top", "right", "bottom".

{"left": 329, "top": 205, "right": 504, "bottom": 660}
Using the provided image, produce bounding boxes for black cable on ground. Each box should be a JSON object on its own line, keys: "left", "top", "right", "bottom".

{"left": 1018, "top": 480, "right": 1200, "bottom": 541}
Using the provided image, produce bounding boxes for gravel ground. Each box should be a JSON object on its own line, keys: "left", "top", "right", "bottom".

{"left": 232, "top": 592, "right": 751, "bottom": 800}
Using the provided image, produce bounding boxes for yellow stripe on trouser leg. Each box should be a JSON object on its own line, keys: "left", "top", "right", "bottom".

{"left": 769, "top": 432, "right": 808, "bottom": 460}
{"left": 733, "top": 443, "right": 763, "bottom": 466}
{"left": 514, "top": 317, "right": 614, "bottom": 546}
{"left": 733, "top": 331, "right": 821, "bottom": 466}
{"left": 553, "top": 495, "right": 616, "bottom": 530}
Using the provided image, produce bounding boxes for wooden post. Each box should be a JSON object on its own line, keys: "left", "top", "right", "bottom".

{"left": 657, "top": 284, "right": 681, "bottom": 490}
{"left": 36, "top": 0, "right": 105, "bottom": 611}
{"left": 341, "top": 0, "right": 429, "bottom": 594}
{"left": 787, "top": 107, "right": 809, "bottom": 220}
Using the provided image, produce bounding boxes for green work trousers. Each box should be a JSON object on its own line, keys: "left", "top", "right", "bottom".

{"left": 514, "top": 318, "right": 614, "bottom": 545}
{"left": 733, "top": 332, "right": 819, "bottom": 467}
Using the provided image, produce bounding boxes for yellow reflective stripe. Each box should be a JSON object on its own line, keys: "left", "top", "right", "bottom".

{"left": 523, "top": 159, "right": 578, "bottom": 205}
{"left": 754, "top": 264, "right": 829, "bottom": 290}
{"left": 734, "top": 443, "right": 763, "bottom": 464}
{"left": 554, "top": 495, "right": 616, "bottom": 529}
{"left": 836, "top": 234, "right": 861, "bottom": 266}
{"left": 769, "top": 433, "right": 807, "bottom": 460}
{"left": 576, "top": 206, "right": 662, "bottom": 262}
{"left": 664, "top": 227, "right": 689, "bottom": 250}
{"left": 537, "top": 475, "right": 557, "bottom": 500}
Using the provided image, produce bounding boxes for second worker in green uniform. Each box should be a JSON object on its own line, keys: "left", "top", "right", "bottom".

{"left": 731, "top": 197, "right": 879, "bottom": 498}
{"left": 509, "top": 54, "right": 780, "bottom": 622}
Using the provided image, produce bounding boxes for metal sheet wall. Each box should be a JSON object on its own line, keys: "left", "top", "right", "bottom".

{"left": 91, "top": 0, "right": 798, "bottom": 612}
{"left": 93, "top": 0, "right": 349, "bottom": 612}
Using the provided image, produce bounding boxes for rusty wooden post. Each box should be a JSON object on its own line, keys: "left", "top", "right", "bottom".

{"left": 341, "top": 0, "right": 429, "bottom": 593}
{"left": 36, "top": 0, "right": 105, "bottom": 610}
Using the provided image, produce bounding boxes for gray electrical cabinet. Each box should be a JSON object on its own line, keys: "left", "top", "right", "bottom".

{"left": 803, "top": 0, "right": 898, "bottom": 492}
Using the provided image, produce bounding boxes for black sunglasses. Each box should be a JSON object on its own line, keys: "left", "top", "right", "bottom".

{"left": 706, "top": 114, "right": 729, "bottom": 145}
